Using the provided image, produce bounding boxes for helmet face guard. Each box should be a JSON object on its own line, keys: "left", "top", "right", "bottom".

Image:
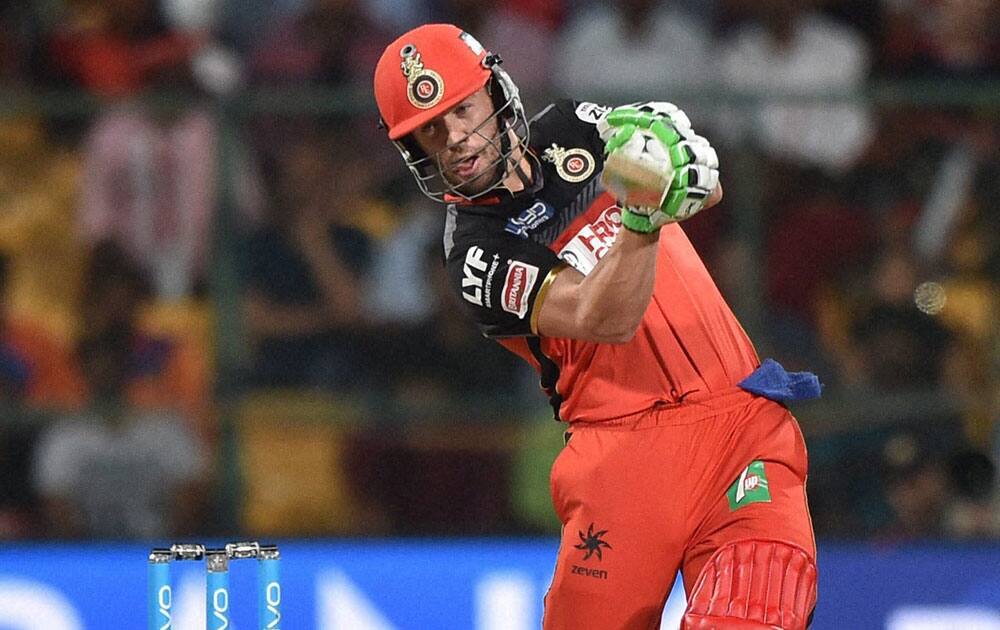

{"left": 395, "top": 64, "right": 529, "bottom": 202}
{"left": 374, "top": 25, "right": 529, "bottom": 203}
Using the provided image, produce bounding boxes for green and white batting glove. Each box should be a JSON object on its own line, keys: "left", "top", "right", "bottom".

{"left": 597, "top": 103, "right": 719, "bottom": 233}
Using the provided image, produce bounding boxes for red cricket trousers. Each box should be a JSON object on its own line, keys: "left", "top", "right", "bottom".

{"left": 542, "top": 387, "right": 816, "bottom": 630}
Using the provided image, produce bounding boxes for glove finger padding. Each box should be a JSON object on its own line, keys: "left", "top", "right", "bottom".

{"left": 597, "top": 104, "right": 692, "bottom": 143}
{"left": 622, "top": 160, "right": 719, "bottom": 227}
{"left": 675, "top": 163, "right": 719, "bottom": 194}
{"left": 632, "top": 102, "right": 693, "bottom": 140}
{"left": 659, "top": 161, "right": 719, "bottom": 223}
{"left": 670, "top": 136, "right": 719, "bottom": 170}
{"left": 602, "top": 123, "right": 639, "bottom": 155}
{"left": 652, "top": 184, "right": 710, "bottom": 223}
{"left": 631, "top": 101, "right": 680, "bottom": 118}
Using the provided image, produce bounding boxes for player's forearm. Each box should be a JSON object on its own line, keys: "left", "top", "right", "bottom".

{"left": 574, "top": 228, "right": 659, "bottom": 343}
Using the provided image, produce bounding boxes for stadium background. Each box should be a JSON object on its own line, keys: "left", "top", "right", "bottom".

{"left": 0, "top": 0, "right": 997, "bottom": 627}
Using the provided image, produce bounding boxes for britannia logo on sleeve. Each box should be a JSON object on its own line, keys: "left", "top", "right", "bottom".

{"left": 501, "top": 261, "right": 539, "bottom": 319}
{"left": 727, "top": 460, "right": 772, "bottom": 511}
{"left": 543, "top": 143, "right": 595, "bottom": 183}
{"left": 400, "top": 44, "right": 444, "bottom": 109}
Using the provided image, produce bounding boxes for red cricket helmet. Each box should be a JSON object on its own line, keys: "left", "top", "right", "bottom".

{"left": 373, "top": 24, "right": 529, "bottom": 202}
{"left": 375, "top": 24, "right": 492, "bottom": 141}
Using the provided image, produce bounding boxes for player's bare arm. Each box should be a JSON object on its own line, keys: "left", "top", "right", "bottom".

{"left": 535, "top": 103, "right": 723, "bottom": 344}
{"left": 534, "top": 228, "right": 658, "bottom": 343}
{"left": 534, "top": 181, "right": 722, "bottom": 344}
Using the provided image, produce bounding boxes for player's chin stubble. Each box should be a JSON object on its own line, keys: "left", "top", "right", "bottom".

{"left": 443, "top": 149, "right": 504, "bottom": 196}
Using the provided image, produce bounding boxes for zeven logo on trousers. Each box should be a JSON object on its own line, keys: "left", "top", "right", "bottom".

{"left": 571, "top": 564, "right": 608, "bottom": 580}
{"left": 574, "top": 523, "right": 611, "bottom": 561}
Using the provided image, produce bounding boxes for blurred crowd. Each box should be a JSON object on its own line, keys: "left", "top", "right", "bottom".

{"left": 0, "top": 0, "right": 997, "bottom": 542}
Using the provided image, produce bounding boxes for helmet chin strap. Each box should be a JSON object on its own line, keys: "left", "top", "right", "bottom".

{"left": 485, "top": 63, "right": 533, "bottom": 192}
{"left": 503, "top": 134, "right": 536, "bottom": 193}
{"left": 510, "top": 157, "right": 533, "bottom": 191}
{"left": 497, "top": 117, "right": 533, "bottom": 192}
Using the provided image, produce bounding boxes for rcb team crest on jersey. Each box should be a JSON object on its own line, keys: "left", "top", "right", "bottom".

{"left": 400, "top": 45, "right": 444, "bottom": 109}
{"left": 543, "top": 143, "right": 595, "bottom": 183}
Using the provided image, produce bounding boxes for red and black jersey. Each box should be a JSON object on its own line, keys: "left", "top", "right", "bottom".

{"left": 443, "top": 100, "right": 760, "bottom": 423}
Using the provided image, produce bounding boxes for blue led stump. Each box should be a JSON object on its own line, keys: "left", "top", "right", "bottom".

{"left": 147, "top": 549, "right": 172, "bottom": 630}
{"left": 258, "top": 545, "right": 282, "bottom": 629}
{"left": 206, "top": 549, "right": 231, "bottom": 630}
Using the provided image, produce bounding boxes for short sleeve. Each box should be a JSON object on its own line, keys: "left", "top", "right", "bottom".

{"left": 562, "top": 100, "right": 611, "bottom": 154}
{"left": 533, "top": 100, "right": 610, "bottom": 159}
{"left": 445, "top": 234, "right": 562, "bottom": 338}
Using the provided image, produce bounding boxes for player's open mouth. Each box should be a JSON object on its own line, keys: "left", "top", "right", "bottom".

{"left": 452, "top": 155, "right": 480, "bottom": 179}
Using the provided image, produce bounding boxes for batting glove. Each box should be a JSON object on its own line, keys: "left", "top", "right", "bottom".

{"left": 597, "top": 104, "right": 719, "bottom": 232}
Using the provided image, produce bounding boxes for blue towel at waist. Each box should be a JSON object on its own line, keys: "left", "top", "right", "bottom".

{"left": 738, "top": 358, "right": 822, "bottom": 402}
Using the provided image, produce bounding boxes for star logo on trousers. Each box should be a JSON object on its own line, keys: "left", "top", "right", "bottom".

{"left": 574, "top": 523, "right": 612, "bottom": 561}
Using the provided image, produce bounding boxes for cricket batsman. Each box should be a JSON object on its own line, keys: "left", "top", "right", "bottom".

{"left": 374, "top": 23, "right": 820, "bottom": 630}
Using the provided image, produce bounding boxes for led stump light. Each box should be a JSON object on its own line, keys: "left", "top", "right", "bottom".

{"left": 147, "top": 541, "right": 282, "bottom": 630}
